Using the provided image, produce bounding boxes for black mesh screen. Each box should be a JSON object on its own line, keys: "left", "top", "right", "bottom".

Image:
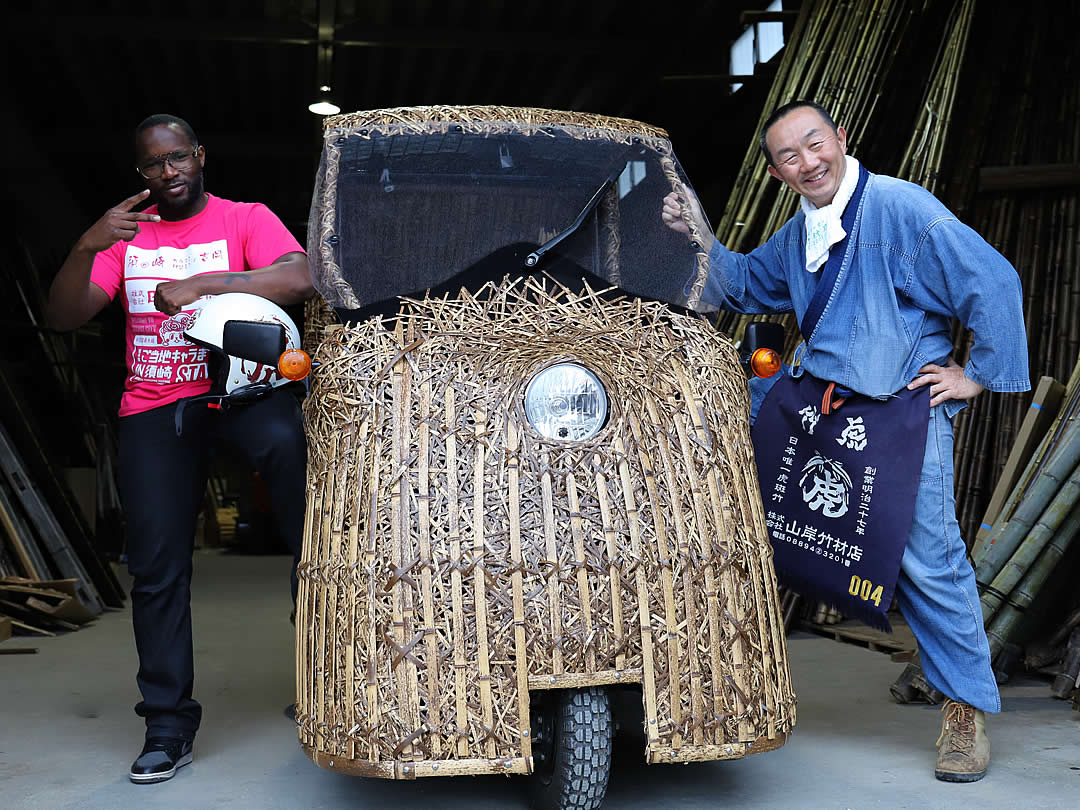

{"left": 308, "top": 121, "right": 712, "bottom": 317}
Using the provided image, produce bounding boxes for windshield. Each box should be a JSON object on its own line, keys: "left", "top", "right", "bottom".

{"left": 307, "top": 106, "right": 714, "bottom": 317}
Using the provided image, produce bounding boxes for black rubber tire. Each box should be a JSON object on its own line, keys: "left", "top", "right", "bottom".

{"left": 529, "top": 687, "right": 614, "bottom": 810}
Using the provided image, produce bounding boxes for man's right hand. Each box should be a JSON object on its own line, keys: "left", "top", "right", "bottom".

{"left": 47, "top": 191, "right": 156, "bottom": 330}
{"left": 76, "top": 189, "right": 160, "bottom": 253}
{"left": 661, "top": 184, "right": 714, "bottom": 251}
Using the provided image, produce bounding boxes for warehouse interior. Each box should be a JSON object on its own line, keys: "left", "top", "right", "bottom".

{"left": 3, "top": 0, "right": 1080, "bottom": 808}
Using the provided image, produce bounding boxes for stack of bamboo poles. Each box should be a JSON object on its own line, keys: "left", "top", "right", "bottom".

{"left": 895, "top": 0, "right": 973, "bottom": 194}
{"left": 893, "top": 356, "right": 1080, "bottom": 701}
{"left": 969, "top": 357, "right": 1080, "bottom": 694}
{"left": 947, "top": 1, "right": 1080, "bottom": 542}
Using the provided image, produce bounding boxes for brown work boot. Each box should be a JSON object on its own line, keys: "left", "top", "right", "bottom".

{"left": 935, "top": 699, "right": 989, "bottom": 782}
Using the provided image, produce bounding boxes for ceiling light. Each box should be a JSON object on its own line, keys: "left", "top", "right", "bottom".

{"left": 308, "top": 99, "right": 341, "bottom": 116}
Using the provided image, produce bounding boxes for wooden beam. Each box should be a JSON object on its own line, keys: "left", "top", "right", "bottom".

{"left": 663, "top": 62, "right": 779, "bottom": 82}
{"left": 2, "top": 14, "right": 317, "bottom": 45}
{"left": 664, "top": 74, "right": 756, "bottom": 82}
{"left": 740, "top": 10, "right": 800, "bottom": 25}
{"left": 5, "top": 13, "right": 737, "bottom": 56}
{"left": 978, "top": 164, "right": 1080, "bottom": 192}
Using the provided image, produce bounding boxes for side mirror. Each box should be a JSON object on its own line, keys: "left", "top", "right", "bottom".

{"left": 222, "top": 320, "right": 287, "bottom": 367}
{"left": 742, "top": 321, "right": 785, "bottom": 379}
{"left": 744, "top": 321, "right": 785, "bottom": 355}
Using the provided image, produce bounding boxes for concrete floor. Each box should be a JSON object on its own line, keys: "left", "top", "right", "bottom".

{"left": 1, "top": 550, "right": 1078, "bottom": 810}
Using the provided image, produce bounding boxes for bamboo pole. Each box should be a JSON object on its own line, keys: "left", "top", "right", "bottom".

{"left": 984, "top": 499, "right": 1080, "bottom": 659}
{"left": 973, "top": 364, "right": 1080, "bottom": 562}
{"left": 980, "top": 459, "right": 1080, "bottom": 622}
{"left": 975, "top": 416, "right": 1080, "bottom": 586}
{"left": 1051, "top": 628, "right": 1080, "bottom": 699}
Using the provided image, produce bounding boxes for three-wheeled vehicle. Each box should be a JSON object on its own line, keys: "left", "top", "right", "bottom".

{"left": 215, "top": 106, "right": 796, "bottom": 810}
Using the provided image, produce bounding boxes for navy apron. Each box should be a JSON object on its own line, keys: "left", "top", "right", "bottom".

{"left": 750, "top": 165, "right": 930, "bottom": 630}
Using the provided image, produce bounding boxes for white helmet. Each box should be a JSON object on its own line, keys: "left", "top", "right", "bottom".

{"left": 184, "top": 293, "right": 303, "bottom": 394}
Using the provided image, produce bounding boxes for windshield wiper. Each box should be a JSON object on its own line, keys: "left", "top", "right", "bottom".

{"left": 524, "top": 144, "right": 646, "bottom": 269}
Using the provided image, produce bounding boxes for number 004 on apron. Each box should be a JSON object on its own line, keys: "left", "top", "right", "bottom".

{"left": 750, "top": 373, "right": 929, "bottom": 630}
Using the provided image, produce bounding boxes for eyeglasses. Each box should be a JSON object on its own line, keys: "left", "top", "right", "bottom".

{"left": 136, "top": 148, "right": 200, "bottom": 179}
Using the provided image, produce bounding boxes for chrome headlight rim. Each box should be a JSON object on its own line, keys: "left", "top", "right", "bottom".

{"left": 519, "top": 360, "right": 612, "bottom": 444}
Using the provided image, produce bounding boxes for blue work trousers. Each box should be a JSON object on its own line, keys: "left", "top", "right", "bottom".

{"left": 894, "top": 405, "right": 1000, "bottom": 713}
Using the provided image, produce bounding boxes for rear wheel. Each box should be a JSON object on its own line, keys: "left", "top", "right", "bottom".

{"left": 529, "top": 687, "right": 614, "bottom": 810}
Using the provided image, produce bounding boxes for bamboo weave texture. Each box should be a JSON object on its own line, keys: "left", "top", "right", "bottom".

{"left": 295, "top": 277, "right": 795, "bottom": 776}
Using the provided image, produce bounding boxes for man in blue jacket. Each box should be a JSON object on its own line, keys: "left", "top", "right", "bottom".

{"left": 662, "top": 100, "right": 1029, "bottom": 782}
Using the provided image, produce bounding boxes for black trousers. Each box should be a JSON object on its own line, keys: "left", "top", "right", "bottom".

{"left": 117, "top": 387, "right": 307, "bottom": 741}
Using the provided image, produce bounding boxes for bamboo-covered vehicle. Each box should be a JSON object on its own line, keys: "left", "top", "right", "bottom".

{"left": 278, "top": 106, "right": 796, "bottom": 809}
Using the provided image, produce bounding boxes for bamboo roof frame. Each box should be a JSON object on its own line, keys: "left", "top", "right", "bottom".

{"left": 306, "top": 104, "right": 718, "bottom": 313}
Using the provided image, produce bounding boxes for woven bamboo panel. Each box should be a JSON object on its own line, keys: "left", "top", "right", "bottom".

{"left": 295, "top": 276, "right": 796, "bottom": 776}
{"left": 303, "top": 295, "right": 338, "bottom": 351}
{"left": 323, "top": 104, "right": 670, "bottom": 144}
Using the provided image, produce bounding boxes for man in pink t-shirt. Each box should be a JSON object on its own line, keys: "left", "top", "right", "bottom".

{"left": 47, "top": 114, "right": 314, "bottom": 784}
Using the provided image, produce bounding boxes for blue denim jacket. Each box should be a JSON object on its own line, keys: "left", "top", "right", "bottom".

{"left": 702, "top": 172, "right": 1031, "bottom": 417}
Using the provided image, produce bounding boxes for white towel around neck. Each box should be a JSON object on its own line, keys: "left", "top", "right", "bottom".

{"left": 800, "top": 155, "right": 861, "bottom": 273}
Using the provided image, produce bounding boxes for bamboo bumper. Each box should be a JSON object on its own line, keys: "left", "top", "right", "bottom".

{"left": 294, "top": 277, "right": 796, "bottom": 777}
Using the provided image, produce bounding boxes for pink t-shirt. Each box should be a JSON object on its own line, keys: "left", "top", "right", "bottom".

{"left": 90, "top": 194, "right": 304, "bottom": 417}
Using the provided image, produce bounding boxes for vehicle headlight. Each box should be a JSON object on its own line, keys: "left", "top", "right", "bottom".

{"left": 523, "top": 363, "right": 608, "bottom": 442}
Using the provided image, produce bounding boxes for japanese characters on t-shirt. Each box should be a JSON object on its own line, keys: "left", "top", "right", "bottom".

{"left": 125, "top": 241, "right": 230, "bottom": 385}
{"left": 90, "top": 194, "right": 304, "bottom": 417}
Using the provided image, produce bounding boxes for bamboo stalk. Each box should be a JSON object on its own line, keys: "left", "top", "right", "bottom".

{"left": 1051, "top": 628, "right": 1080, "bottom": 699}
{"left": 446, "top": 388, "right": 468, "bottom": 758}
{"left": 980, "top": 460, "right": 1080, "bottom": 623}
{"left": 975, "top": 364, "right": 1080, "bottom": 562}
{"left": 975, "top": 417, "right": 1080, "bottom": 587}
{"left": 985, "top": 498, "right": 1080, "bottom": 659}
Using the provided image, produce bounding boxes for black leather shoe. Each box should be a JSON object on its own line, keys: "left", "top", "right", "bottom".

{"left": 129, "top": 737, "right": 193, "bottom": 784}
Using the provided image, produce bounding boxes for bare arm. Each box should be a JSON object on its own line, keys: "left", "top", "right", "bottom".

{"left": 153, "top": 252, "right": 314, "bottom": 316}
{"left": 46, "top": 189, "right": 160, "bottom": 331}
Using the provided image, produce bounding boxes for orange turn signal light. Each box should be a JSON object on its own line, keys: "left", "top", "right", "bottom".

{"left": 750, "top": 347, "right": 782, "bottom": 379}
{"left": 278, "top": 348, "right": 312, "bottom": 381}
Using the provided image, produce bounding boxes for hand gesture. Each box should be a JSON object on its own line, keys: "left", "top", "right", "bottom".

{"left": 661, "top": 184, "right": 714, "bottom": 250}
{"left": 154, "top": 278, "right": 204, "bottom": 316}
{"left": 907, "top": 357, "right": 985, "bottom": 406}
{"left": 77, "top": 190, "right": 159, "bottom": 253}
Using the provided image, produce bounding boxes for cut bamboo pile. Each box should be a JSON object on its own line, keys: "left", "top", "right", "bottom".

{"left": 892, "top": 354, "right": 1080, "bottom": 701}
{"left": 946, "top": 1, "right": 1080, "bottom": 545}
{"left": 0, "top": 417, "right": 111, "bottom": 635}
{"left": 295, "top": 276, "right": 796, "bottom": 777}
{"left": 0, "top": 576, "right": 97, "bottom": 639}
{"left": 968, "top": 356, "right": 1080, "bottom": 695}
{"left": 0, "top": 241, "right": 127, "bottom": 635}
